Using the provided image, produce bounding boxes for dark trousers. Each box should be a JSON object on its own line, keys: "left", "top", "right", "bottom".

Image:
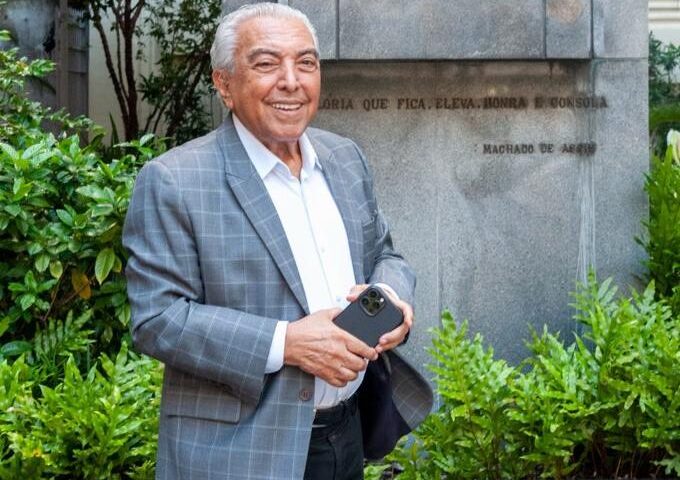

{"left": 304, "top": 396, "right": 364, "bottom": 480}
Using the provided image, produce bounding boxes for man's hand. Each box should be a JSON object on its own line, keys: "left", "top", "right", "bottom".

{"left": 284, "top": 308, "right": 378, "bottom": 387}
{"left": 346, "top": 284, "right": 413, "bottom": 354}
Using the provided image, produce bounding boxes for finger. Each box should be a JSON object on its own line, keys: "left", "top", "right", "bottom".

{"left": 324, "top": 366, "right": 358, "bottom": 387}
{"left": 338, "top": 366, "right": 359, "bottom": 383}
{"left": 344, "top": 334, "right": 379, "bottom": 361}
{"left": 325, "top": 307, "right": 343, "bottom": 320}
{"left": 394, "top": 299, "right": 414, "bottom": 329}
{"left": 325, "top": 376, "right": 347, "bottom": 388}
{"left": 346, "top": 284, "right": 369, "bottom": 302}
{"left": 376, "top": 324, "right": 410, "bottom": 353}
{"left": 341, "top": 352, "right": 369, "bottom": 372}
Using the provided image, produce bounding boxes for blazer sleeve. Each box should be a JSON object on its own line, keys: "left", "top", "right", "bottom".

{"left": 122, "top": 160, "right": 277, "bottom": 406}
{"left": 352, "top": 143, "right": 416, "bottom": 306}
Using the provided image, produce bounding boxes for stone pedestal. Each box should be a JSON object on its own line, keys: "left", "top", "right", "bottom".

{"left": 222, "top": 1, "right": 650, "bottom": 373}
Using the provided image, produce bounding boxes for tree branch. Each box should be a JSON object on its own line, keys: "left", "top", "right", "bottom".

{"left": 167, "top": 55, "right": 211, "bottom": 139}
{"left": 113, "top": 19, "right": 127, "bottom": 102}
{"left": 90, "top": 4, "right": 129, "bottom": 121}
{"left": 122, "top": 0, "right": 139, "bottom": 137}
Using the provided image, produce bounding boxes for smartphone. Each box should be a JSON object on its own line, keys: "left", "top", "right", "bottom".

{"left": 333, "top": 285, "right": 403, "bottom": 347}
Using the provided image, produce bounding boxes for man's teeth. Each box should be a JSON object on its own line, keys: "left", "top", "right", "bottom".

{"left": 272, "top": 103, "right": 301, "bottom": 111}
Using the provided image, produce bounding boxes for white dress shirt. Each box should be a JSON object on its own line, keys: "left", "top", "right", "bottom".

{"left": 233, "top": 115, "right": 364, "bottom": 408}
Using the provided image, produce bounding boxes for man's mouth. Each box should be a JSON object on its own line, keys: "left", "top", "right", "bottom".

{"left": 271, "top": 103, "right": 303, "bottom": 111}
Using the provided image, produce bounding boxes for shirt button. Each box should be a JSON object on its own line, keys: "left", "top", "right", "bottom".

{"left": 299, "top": 388, "right": 312, "bottom": 402}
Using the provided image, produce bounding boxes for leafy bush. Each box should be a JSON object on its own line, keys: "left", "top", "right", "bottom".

{"left": 649, "top": 33, "right": 680, "bottom": 108}
{"left": 0, "top": 345, "right": 161, "bottom": 479}
{"left": 641, "top": 134, "right": 680, "bottom": 314}
{"left": 385, "top": 277, "right": 679, "bottom": 480}
{"left": 649, "top": 33, "right": 680, "bottom": 152}
{"left": 1, "top": 26, "right": 165, "bottom": 360}
{"left": 1, "top": 28, "right": 163, "bottom": 478}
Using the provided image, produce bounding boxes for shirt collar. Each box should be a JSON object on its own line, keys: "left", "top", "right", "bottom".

{"left": 232, "top": 114, "right": 320, "bottom": 180}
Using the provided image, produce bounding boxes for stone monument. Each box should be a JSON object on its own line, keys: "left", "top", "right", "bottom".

{"left": 222, "top": 1, "right": 649, "bottom": 372}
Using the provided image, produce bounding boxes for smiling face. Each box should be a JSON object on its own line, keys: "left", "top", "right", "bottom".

{"left": 212, "top": 16, "right": 321, "bottom": 157}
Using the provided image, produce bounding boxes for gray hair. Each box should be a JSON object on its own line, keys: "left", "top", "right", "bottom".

{"left": 210, "top": 3, "right": 319, "bottom": 72}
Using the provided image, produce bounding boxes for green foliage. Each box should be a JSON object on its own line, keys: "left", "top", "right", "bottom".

{"left": 0, "top": 345, "right": 161, "bottom": 479}
{"left": 0, "top": 126, "right": 158, "bottom": 355}
{"left": 86, "top": 0, "right": 220, "bottom": 144}
{"left": 649, "top": 33, "right": 680, "bottom": 107}
{"left": 0, "top": 30, "right": 165, "bottom": 359}
{"left": 0, "top": 30, "right": 91, "bottom": 145}
{"left": 641, "top": 142, "right": 680, "bottom": 314}
{"left": 1, "top": 28, "right": 164, "bottom": 478}
{"left": 384, "top": 276, "right": 680, "bottom": 480}
{"left": 140, "top": 0, "right": 222, "bottom": 145}
{"left": 407, "top": 313, "right": 517, "bottom": 479}
{"left": 649, "top": 34, "right": 680, "bottom": 153}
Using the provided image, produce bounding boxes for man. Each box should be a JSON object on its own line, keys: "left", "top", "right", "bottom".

{"left": 123, "top": 4, "right": 432, "bottom": 479}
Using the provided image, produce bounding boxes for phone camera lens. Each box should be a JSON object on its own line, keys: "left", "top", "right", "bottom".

{"left": 361, "top": 298, "right": 370, "bottom": 306}
{"left": 368, "top": 290, "right": 378, "bottom": 299}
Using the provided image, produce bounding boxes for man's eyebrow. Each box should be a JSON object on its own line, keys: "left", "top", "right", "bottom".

{"left": 298, "top": 48, "right": 319, "bottom": 59}
{"left": 247, "top": 48, "right": 281, "bottom": 63}
{"left": 246, "top": 47, "right": 319, "bottom": 63}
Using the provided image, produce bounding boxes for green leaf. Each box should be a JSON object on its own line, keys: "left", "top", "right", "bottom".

{"left": 0, "top": 317, "right": 10, "bottom": 338}
{"left": 35, "top": 253, "right": 50, "bottom": 272}
{"left": 56, "top": 209, "right": 74, "bottom": 226}
{"left": 112, "top": 255, "right": 123, "bottom": 273}
{"left": 49, "top": 260, "right": 64, "bottom": 279}
{"left": 27, "top": 243, "right": 43, "bottom": 255}
{"left": 95, "top": 248, "right": 116, "bottom": 284}
{"left": 4, "top": 204, "right": 21, "bottom": 217}
{"left": 19, "top": 294, "right": 36, "bottom": 311}
{"left": 0, "top": 142, "right": 19, "bottom": 160}
{"left": 91, "top": 203, "right": 114, "bottom": 217}
{"left": 139, "top": 133, "right": 155, "bottom": 146}
{"left": 76, "top": 185, "right": 109, "bottom": 202}
{"left": 21, "top": 142, "right": 44, "bottom": 160}
{"left": 24, "top": 271, "right": 38, "bottom": 290}
{"left": 0, "top": 340, "right": 32, "bottom": 357}
{"left": 8, "top": 283, "right": 25, "bottom": 293}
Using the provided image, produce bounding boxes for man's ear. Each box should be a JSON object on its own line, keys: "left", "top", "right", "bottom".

{"left": 212, "top": 70, "right": 233, "bottom": 109}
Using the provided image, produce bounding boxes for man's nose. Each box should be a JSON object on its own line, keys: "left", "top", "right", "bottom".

{"left": 278, "top": 62, "right": 299, "bottom": 91}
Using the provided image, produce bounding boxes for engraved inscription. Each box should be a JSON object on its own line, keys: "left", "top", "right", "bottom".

{"left": 319, "top": 97, "right": 354, "bottom": 110}
{"left": 318, "top": 95, "right": 608, "bottom": 111}
{"left": 482, "top": 142, "right": 597, "bottom": 156}
{"left": 483, "top": 97, "right": 528, "bottom": 109}
{"left": 534, "top": 96, "right": 608, "bottom": 109}
{"left": 483, "top": 144, "right": 535, "bottom": 154}
{"left": 317, "top": 93, "right": 605, "bottom": 158}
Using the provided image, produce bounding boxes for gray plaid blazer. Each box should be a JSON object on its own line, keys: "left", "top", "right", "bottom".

{"left": 123, "top": 115, "right": 433, "bottom": 480}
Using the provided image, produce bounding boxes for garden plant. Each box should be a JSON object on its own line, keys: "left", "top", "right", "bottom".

{"left": 1, "top": 28, "right": 162, "bottom": 479}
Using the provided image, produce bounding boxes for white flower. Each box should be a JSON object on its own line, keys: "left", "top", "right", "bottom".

{"left": 666, "top": 129, "right": 680, "bottom": 163}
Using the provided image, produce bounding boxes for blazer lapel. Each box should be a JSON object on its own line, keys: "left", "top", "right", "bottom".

{"left": 216, "top": 117, "right": 309, "bottom": 314}
{"left": 311, "top": 136, "right": 365, "bottom": 284}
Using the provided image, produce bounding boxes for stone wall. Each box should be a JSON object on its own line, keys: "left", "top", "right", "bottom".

{"left": 222, "top": 1, "right": 650, "bottom": 372}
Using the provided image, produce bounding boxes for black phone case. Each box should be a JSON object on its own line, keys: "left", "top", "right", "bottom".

{"left": 333, "top": 286, "right": 403, "bottom": 347}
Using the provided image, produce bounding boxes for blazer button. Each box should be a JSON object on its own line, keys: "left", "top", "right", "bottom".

{"left": 299, "top": 388, "right": 312, "bottom": 402}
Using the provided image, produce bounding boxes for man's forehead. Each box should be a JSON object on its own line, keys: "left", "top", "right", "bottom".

{"left": 237, "top": 16, "right": 316, "bottom": 54}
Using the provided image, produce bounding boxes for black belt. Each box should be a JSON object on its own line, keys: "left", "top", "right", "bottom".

{"left": 313, "top": 393, "right": 358, "bottom": 427}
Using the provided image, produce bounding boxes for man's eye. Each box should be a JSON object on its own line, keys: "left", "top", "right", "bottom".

{"left": 255, "top": 61, "right": 277, "bottom": 70}
{"left": 299, "top": 59, "right": 318, "bottom": 71}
